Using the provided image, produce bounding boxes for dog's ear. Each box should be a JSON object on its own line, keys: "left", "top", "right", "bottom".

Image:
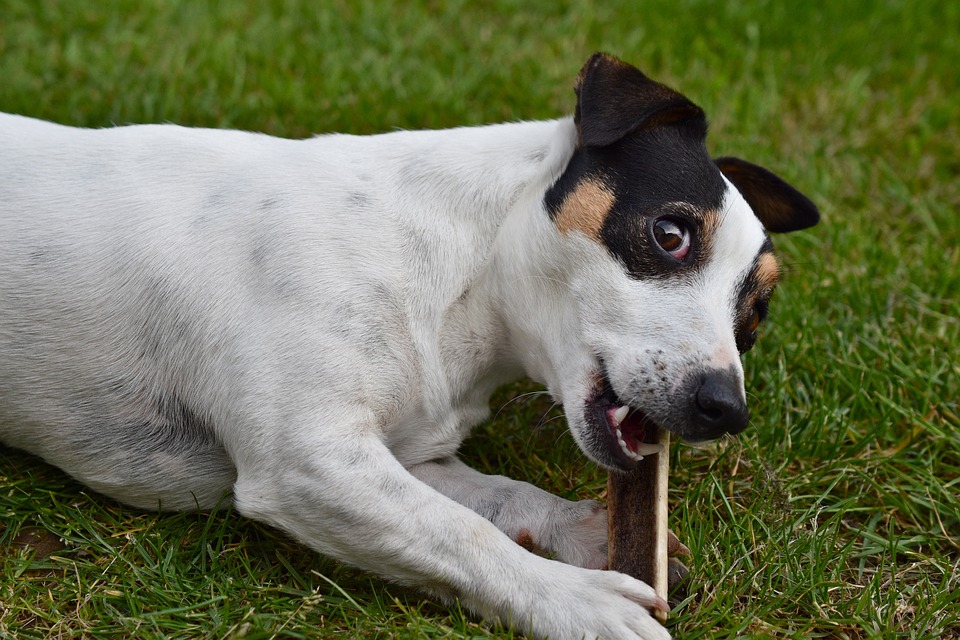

{"left": 715, "top": 157, "right": 820, "bottom": 232}
{"left": 574, "top": 53, "right": 706, "bottom": 148}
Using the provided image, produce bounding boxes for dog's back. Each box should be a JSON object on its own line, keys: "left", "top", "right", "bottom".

{"left": 0, "top": 112, "right": 563, "bottom": 510}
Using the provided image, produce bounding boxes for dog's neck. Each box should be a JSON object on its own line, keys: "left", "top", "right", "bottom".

{"left": 381, "top": 117, "right": 577, "bottom": 245}
{"left": 404, "top": 118, "right": 581, "bottom": 401}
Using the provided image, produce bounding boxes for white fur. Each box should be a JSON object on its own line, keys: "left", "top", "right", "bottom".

{"left": 0, "top": 110, "right": 764, "bottom": 639}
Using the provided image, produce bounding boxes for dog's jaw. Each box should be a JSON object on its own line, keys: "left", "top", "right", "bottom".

{"left": 585, "top": 368, "right": 662, "bottom": 466}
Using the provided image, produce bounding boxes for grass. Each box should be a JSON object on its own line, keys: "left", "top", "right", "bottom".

{"left": 1, "top": 0, "right": 958, "bottom": 638}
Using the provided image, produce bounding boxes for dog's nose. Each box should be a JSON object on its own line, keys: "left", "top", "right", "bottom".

{"left": 693, "top": 370, "right": 749, "bottom": 435}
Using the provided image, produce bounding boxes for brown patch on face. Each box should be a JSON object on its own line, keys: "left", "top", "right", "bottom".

{"left": 756, "top": 251, "right": 781, "bottom": 291}
{"left": 734, "top": 245, "right": 780, "bottom": 354}
{"left": 553, "top": 178, "right": 615, "bottom": 240}
{"left": 699, "top": 206, "right": 722, "bottom": 249}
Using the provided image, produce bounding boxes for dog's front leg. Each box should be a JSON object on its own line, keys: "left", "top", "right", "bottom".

{"left": 408, "top": 457, "right": 608, "bottom": 570}
{"left": 233, "top": 434, "right": 668, "bottom": 640}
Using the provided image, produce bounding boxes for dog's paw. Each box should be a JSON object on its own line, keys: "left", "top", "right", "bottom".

{"left": 544, "top": 498, "right": 609, "bottom": 569}
{"left": 664, "top": 532, "right": 691, "bottom": 604}
{"left": 522, "top": 564, "right": 672, "bottom": 640}
{"left": 546, "top": 500, "right": 694, "bottom": 574}
{"left": 666, "top": 528, "right": 691, "bottom": 558}
{"left": 667, "top": 556, "right": 690, "bottom": 605}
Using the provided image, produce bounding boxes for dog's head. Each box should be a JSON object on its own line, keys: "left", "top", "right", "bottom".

{"left": 541, "top": 54, "right": 819, "bottom": 469}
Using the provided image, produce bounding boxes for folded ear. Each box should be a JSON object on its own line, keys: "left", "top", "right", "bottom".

{"left": 574, "top": 53, "right": 706, "bottom": 148}
{"left": 715, "top": 157, "right": 820, "bottom": 232}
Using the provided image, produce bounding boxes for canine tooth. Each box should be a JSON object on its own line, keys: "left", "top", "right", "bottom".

{"left": 636, "top": 443, "right": 664, "bottom": 457}
{"left": 612, "top": 406, "right": 629, "bottom": 426}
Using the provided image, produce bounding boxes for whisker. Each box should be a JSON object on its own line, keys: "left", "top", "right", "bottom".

{"left": 493, "top": 389, "right": 551, "bottom": 420}
{"left": 533, "top": 402, "right": 563, "bottom": 431}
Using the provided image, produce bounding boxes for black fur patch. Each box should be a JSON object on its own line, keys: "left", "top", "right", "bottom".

{"left": 546, "top": 54, "right": 728, "bottom": 279}
{"left": 545, "top": 121, "right": 726, "bottom": 280}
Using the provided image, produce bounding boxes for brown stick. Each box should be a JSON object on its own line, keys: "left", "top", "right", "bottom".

{"left": 607, "top": 426, "right": 670, "bottom": 624}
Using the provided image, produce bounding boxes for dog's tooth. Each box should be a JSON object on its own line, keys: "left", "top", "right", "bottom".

{"left": 635, "top": 443, "right": 663, "bottom": 457}
{"left": 612, "top": 405, "right": 629, "bottom": 426}
{"left": 615, "top": 426, "right": 644, "bottom": 461}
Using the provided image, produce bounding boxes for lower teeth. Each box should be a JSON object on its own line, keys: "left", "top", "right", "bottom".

{"left": 614, "top": 426, "right": 665, "bottom": 461}
{"left": 615, "top": 427, "right": 644, "bottom": 461}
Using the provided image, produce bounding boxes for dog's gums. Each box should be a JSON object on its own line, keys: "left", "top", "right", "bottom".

{"left": 610, "top": 406, "right": 663, "bottom": 461}
{"left": 587, "top": 372, "right": 662, "bottom": 466}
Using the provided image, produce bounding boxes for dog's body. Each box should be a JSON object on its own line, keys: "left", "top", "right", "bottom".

{"left": 0, "top": 55, "right": 818, "bottom": 639}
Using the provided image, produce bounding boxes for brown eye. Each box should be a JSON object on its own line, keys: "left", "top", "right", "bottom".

{"left": 747, "top": 308, "right": 761, "bottom": 334}
{"left": 653, "top": 218, "right": 691, "bottom": 260}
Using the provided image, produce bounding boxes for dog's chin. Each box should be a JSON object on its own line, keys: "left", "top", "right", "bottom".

{"left": 579, "top": 369, "right": 666, "bottom": 471}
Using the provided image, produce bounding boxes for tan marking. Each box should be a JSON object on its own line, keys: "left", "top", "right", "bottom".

{"left": 686, "top": 202, "right": 722, "bottom": 260}
{"left": 700, "top": 206, "right": 722, "bottom": 245}
{"left": 756, "top": 252, "right": 781, "bottom": 290}
{"left": 515, "top": 528, "right": 550, "bottom": 558}
{"left": 554, "top": 178, "right": 615, "bottom": 240}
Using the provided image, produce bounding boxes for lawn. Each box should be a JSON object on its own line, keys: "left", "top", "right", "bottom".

{"left": 1, "top": 1, "right": 958, "bottom": 638}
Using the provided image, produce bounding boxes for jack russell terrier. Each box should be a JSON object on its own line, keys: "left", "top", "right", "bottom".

{"left": 0, "top": 54, "right": 819, "bottom": 639}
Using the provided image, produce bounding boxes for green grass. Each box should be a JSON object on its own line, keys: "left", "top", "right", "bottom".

{"left": 1, "top": 0, "right": 958, "bottom": 638}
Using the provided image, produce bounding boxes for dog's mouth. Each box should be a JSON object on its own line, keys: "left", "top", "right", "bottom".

{"left": 585, "top": 369, "right": 663, "bottom": 469}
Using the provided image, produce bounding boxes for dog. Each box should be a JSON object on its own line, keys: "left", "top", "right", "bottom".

{"left": 0, "top": 53, "right": 818, "bottom": 639}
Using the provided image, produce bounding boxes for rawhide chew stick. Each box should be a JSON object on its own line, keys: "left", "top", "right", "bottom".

{"left": 607, "top": 425, "right": 670, "bottom": 624}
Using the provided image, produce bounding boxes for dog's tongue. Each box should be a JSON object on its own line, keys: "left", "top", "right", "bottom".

{"left": 608, "top": 406, "right": 663, "bottom": 459}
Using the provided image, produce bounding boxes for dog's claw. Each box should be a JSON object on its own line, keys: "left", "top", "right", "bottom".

{"left": 651, "top": 594, "right": 671, "bottom": 613}
{"left": 667, "top": 529, "right": 691, "bottom": 556}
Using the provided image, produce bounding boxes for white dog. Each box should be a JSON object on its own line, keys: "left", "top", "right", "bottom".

{"left": 0, "top": 54, "right": 818, "bottom": 639}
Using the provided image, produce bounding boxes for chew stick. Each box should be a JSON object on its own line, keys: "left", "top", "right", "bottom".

{"left": 607, "top": 426, "right": 670, "bottom": 624}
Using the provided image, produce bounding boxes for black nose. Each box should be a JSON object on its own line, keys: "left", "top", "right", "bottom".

{"left": 693, "top": 370, "right": 749, "bottom": 436}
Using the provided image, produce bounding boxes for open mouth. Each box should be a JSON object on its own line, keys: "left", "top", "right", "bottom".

{"left": 586, "top": 370, "right": 663, "bottom": 467}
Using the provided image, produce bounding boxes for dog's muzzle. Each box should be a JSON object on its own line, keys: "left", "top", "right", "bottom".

{"left": 584, "top": 366, "right": 749, "bottom": 469}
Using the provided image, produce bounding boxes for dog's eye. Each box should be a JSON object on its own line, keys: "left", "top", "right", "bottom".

{"left": 747, "top": 308, "right": 761, "bottom": 334}
{"left": 653, "top": 218, "right": 691, "bottom": 260}
{"left": 737, "top": 305, "right": 766, "bottom": 354}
